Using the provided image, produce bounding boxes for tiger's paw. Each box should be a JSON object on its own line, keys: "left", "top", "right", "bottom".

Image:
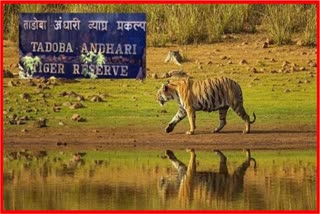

{"left": 165, "top": 124, "right": 174, "bottom": 133}
{"left": 186, "top": 131, "right": 194, "bottom": 135}
{"left": 243, "top": 130, "right": 250, "bottom": 134}
{"left": 212, "top": 128, "right": 220, "bottom": 133}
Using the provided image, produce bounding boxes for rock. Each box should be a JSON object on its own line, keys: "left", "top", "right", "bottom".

{"left": 151, "top": 73, "right": 158, "bottom": 79}
{"left": 71, "top": 114, "right": 85, "bottom": 122}
{"left": 308, "top": 60, "right": 317, "bottom": 67}
{"left": 52, "top": 106, "right": 61, "bottom": 112}
{"left": 220, "top": 55, "right": 228, "bottom": 60}
{"left": 60, "top": 91, "right": 79, "bottom": 98}
{"left": 21, "top": 129, "right": 28, "bottom": 133}
{"left": 94, "top": 160, "right": 104, "bottom": 165}
{"left": 284, "top": 89, "right": 291, "bottom": 93}
{"left": 59, "top": 91, "right": 68, "bottom": 97}
{"left": 20, "top": 93, "right": 31, "bottom": 101}
{"left": 282, "top": 61, "right": 290, "bottom": 68}
{"left": 71, "top": 114, "right": 81, "bottom": 121}
{"left": 19, "top": 115, "right": 29, "bottom": 121}
{"left": 161, "top": 73, "right": 169, "bottom": 78}
{"left": 195, "top": 59, "right": 202, "bottom": 65}
{"left": 16, "top": 120, "right": 25, "bottom": 125}
{"left": 63, "top": 102, "right": 72, "bottom": 107}
{"left": 239, "top": 59, "right": 248, "bottom": 65}
{"left": 241, "top": 42, "right": 248, "bottom": 45}
{"left": 58, "top": 120, "right": 65, "bottom": 126}
{"left": 167, "top": 70, "right": 188, "bottom": 78}
{"left": 299, "top": 67, "right": 306, "bottom": 71}
{"left": 207, "top": 61, "right": 213, "bottom": 65}
{"left": 262, "top": 42, "right": 268, "bottom": 48}
{"left": 33, "top": 118, "right": 47, "bottom": 128}
{"left": 266, "top": 38, "right": 274, "bottom": 45}
{"left": 164, "top": 50, "right": 183, "bottom": 66}
{"left": 69, "top": 102, "right": 84, "bottom": 109}
{"left": 290, "top": 67, "right": 298, "bottom": 72}
{"left": 227, "top": 60, "right": 233, "bottom": 65}
{"left": 4, "top": 70, "right": 14, "bottom": 78}
{"left": 270, "top": 58, "right": 276, "bottom": 62}
{"left": 57, "top": 141, "right": 67, "bottom": 146}
{"left": 296, "top": 40, "right": 303, "bottom": 46}
{"left": 76, "top": 95, "right": 85, "bottom": 101}
{"left": 304, "top": 79, "right": 311, "bottom": 84}
{"left": 249, "top": 67, "right": 258, "bottom": 73}
{"left": 270, "top": 70, "right": 277, "bottom": 74}
{"left": 90, "top": 95, "right": 103, "bottom": 102}
{"left": 198, "top": 65, "right": 203, "bottom": 70}
{"left": 98, "top": 93, "right": 108, "bottom": 99}
{"left": 8, "top": 81, "right": 16, "bottom": 87}
{"left": 28, "top": 79, "right": 36, "bottom": 86}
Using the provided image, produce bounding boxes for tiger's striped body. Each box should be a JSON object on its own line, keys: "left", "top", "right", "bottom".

{"left": 156, "top": 77, "right": 256, "bottom": 135}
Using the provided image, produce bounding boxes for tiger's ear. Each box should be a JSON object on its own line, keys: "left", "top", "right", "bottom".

{"left": 162, "top": 80, "right": 170, "bottom": 91}
{"left": 164, "top": 84, "right": 168, "bottom": 92}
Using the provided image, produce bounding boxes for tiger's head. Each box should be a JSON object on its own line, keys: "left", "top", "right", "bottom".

{"left": 156, "top": 82, "right": 178, "bottom": 106}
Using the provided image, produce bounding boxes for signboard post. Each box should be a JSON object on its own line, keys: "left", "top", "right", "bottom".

{"left": 19, "top": 13, "right": 146, "bottom": 79}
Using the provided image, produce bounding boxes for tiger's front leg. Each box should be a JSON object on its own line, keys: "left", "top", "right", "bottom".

{"left": 165, "top": 107, "right": 187, "bottom": 133}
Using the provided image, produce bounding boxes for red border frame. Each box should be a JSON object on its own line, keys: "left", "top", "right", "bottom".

{"left": 0, "top": 1, "right": 319, "bottom": 214}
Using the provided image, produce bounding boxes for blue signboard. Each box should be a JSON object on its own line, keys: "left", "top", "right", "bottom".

{"left": 19, "top": 13, "right": 146, "bottom": 79}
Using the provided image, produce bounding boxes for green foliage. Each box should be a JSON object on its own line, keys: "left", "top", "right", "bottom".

{"left": 95, "top": 52, "right": 106, "bottom": 65}
{"left": 20, "top": 56, "right": 42, "bottom": 79}
{"left": 80, "top": 51, "right": 105, "bottom": 79}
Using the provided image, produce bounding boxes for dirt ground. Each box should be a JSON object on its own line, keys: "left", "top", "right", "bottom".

{"left": 4, "top": 124, "right": 317, "bottom": 152}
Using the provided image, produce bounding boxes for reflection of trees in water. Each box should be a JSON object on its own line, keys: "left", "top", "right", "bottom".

{"left": 159, "top": 149, "right": 257, "bottom": 208}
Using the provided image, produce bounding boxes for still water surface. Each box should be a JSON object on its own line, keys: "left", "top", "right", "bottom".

{"left": 3, "top": 150, "right": 316, "bottom": 210}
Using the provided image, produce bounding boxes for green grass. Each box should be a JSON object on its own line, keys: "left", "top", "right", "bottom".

{"left": 3, "top": 29, "right": 317, "bottom": 132}
{"left": 3, "top": 73, "right": 317, "bottom": 131}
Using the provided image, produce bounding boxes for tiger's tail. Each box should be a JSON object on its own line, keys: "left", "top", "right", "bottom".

{"left": 250, "top": 112, "right": 256, "bottom": 124}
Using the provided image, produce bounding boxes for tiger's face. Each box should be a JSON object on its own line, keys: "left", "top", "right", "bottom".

{"left": 156, "top": 83, "right": 176, "bottom": 106}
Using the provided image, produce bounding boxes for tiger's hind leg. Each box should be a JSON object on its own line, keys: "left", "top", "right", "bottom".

{"left": 213, "top": 107, "right": 229, "bottom": 133}
{"left": 232, "top": 104, "right": 251, "bottom": 134}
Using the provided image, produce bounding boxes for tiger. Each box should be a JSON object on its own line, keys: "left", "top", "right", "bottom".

{"left": 159, "top": 148, "right": 256, "bottom": 207}
{"left": 156, "top": 77, "right": 256, "bottom": 135}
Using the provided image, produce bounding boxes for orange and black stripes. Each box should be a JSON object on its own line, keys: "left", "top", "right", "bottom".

{"left": 157, "top": 77, "right": 256, "bottom": 134}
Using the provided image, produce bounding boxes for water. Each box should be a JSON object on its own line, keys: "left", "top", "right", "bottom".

{"left": 3, "top": 150, "right": 316, "bottom": 211}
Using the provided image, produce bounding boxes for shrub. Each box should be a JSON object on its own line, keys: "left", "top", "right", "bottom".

{"left": 302, "top": 5, "right": 316, "bottom": 46}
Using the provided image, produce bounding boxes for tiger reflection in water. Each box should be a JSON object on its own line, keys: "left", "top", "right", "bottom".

{"left": 158, "top": 149, "right": 256, "bottom": 208}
